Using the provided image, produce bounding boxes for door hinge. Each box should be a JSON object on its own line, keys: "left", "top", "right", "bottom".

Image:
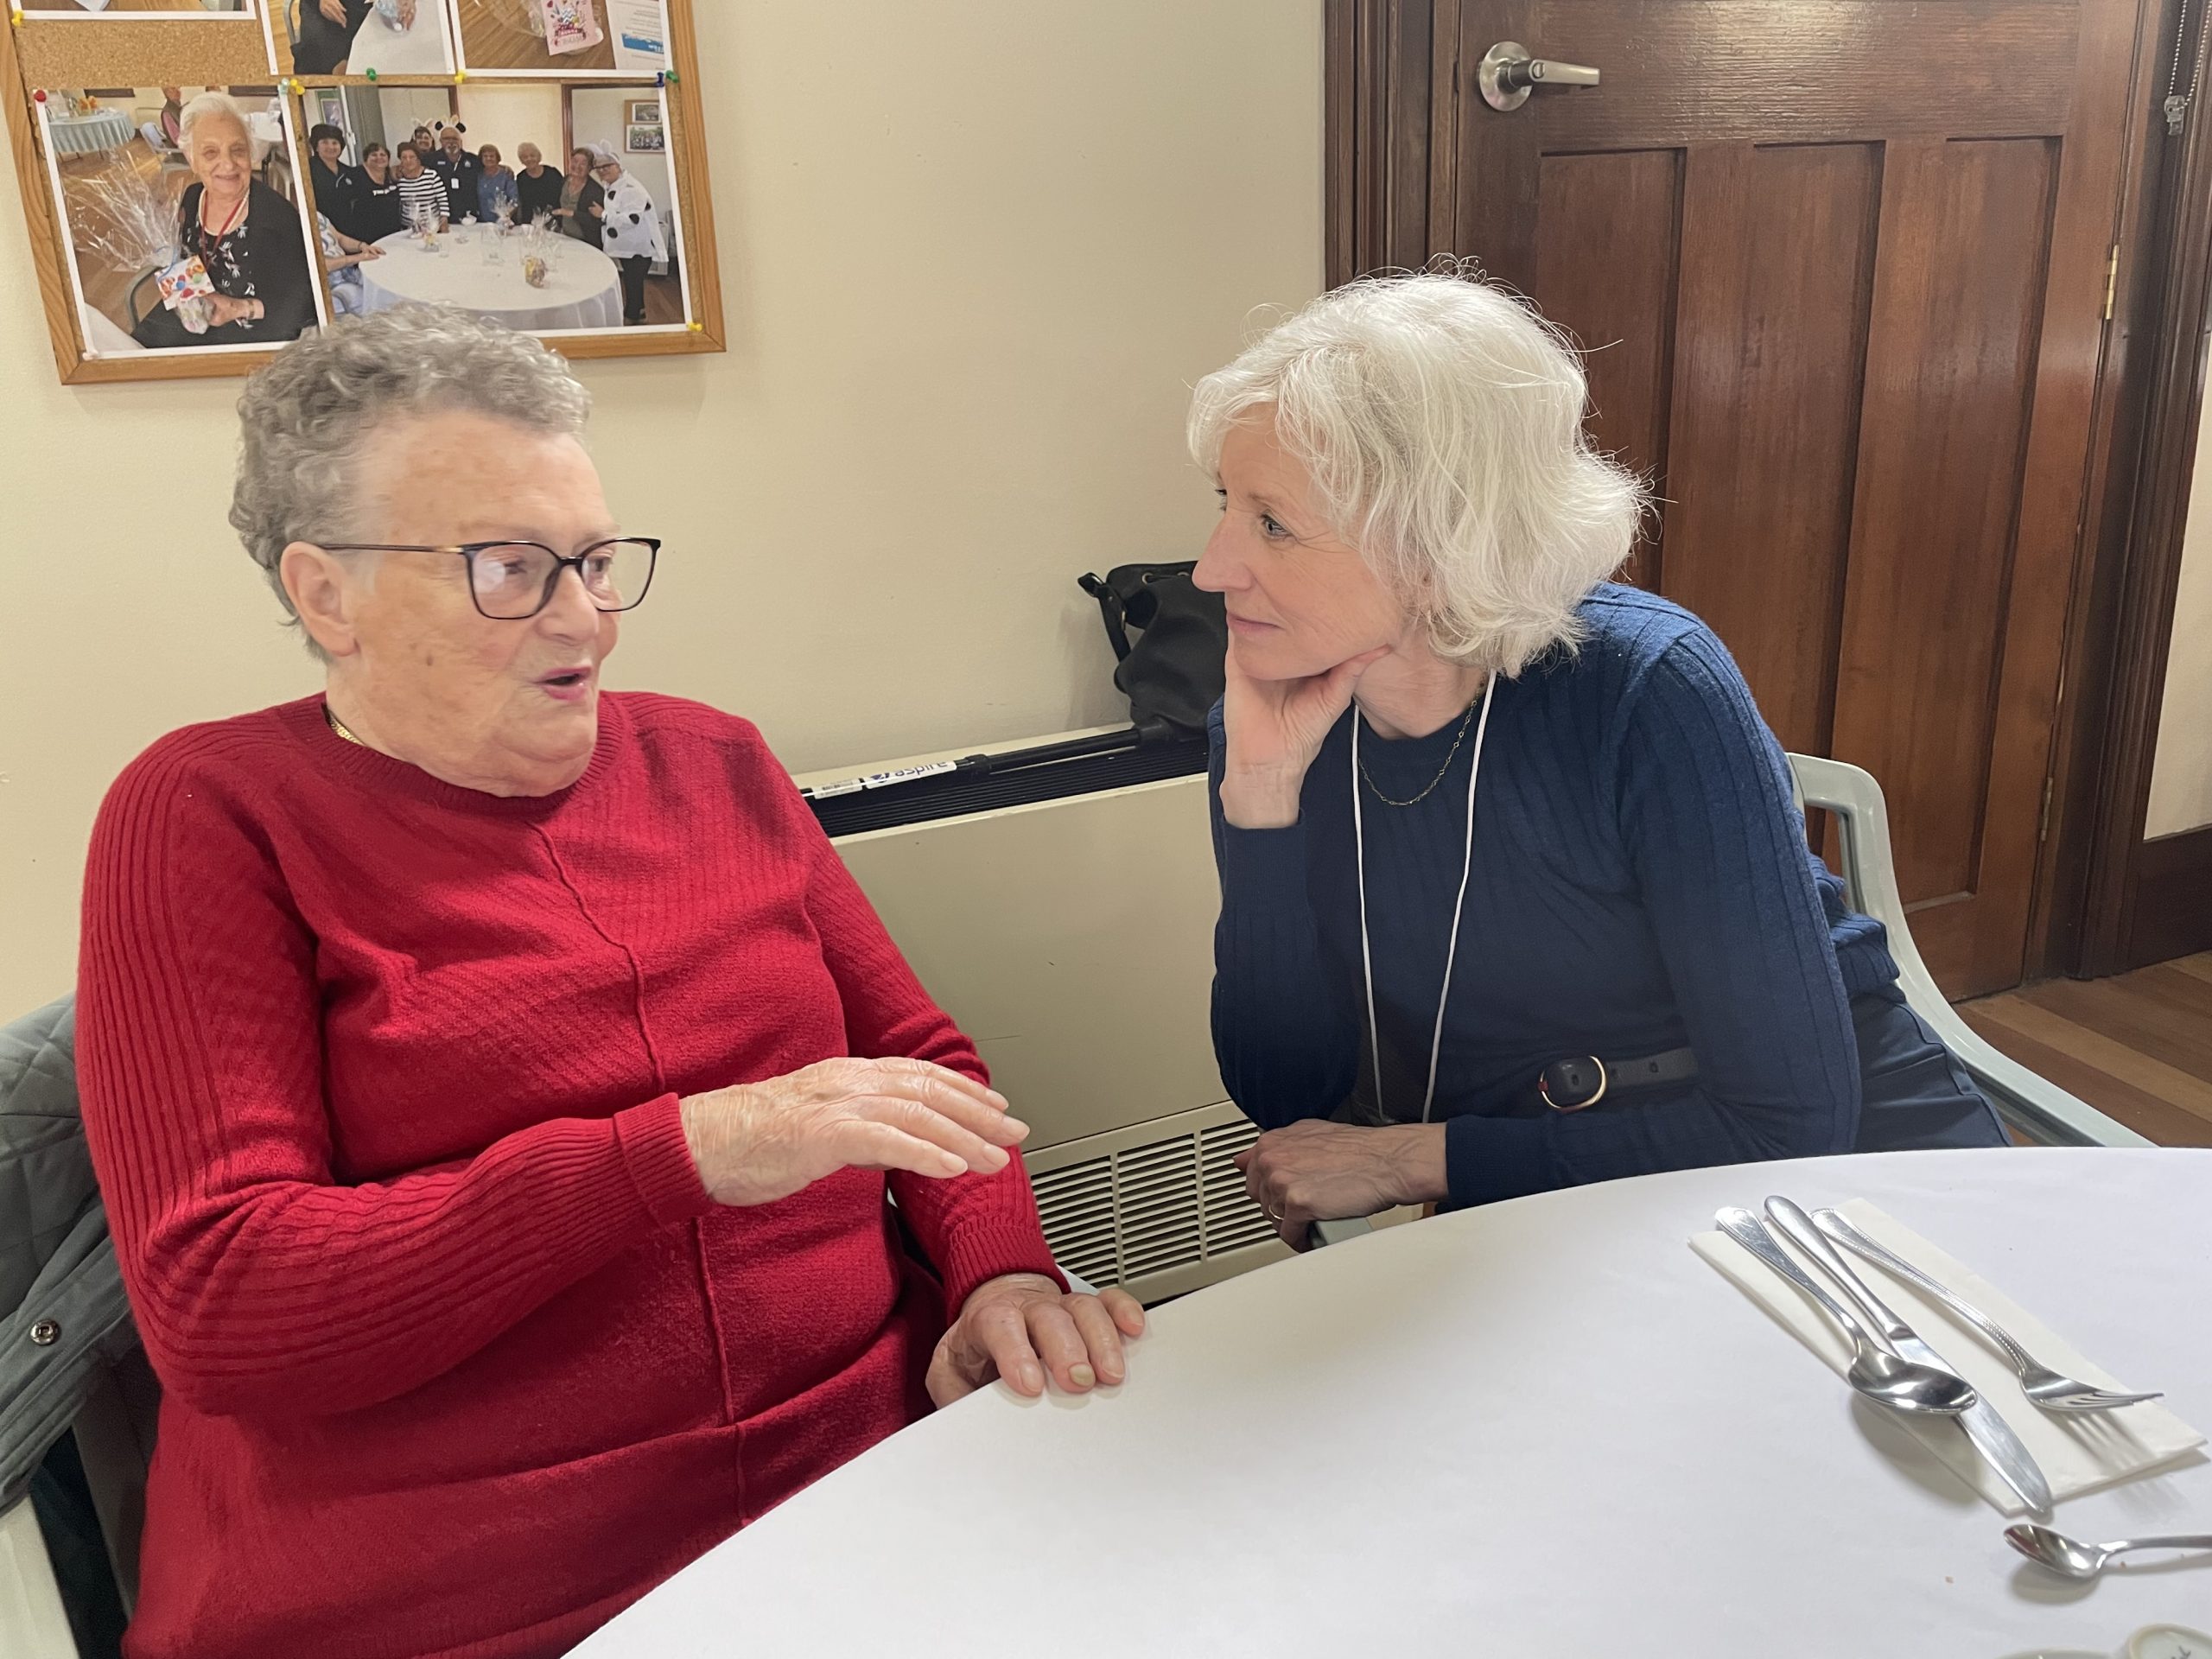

{"left": 2104, "top": 245, "right": 2120, "bottom": 321}
{"left": 2038, "top": 774, "right": 2056, "bottom": 843}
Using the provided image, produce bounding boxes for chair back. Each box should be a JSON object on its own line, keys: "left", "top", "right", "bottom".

{"left": 1784, "top": 753, "right": 2148, "bottom": 1147}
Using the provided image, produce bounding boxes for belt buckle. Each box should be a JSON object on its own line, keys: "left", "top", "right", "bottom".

{"left": 1539, "top": 1055, "right": 1608, "bottom": 1113}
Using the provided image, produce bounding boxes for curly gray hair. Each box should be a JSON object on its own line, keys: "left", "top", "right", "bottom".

{"left": 175, "top": 91, "right": 251, "bottom": 156}
{"left": 230, "top": 307, "right": 592, "bottom": 655}
{"left": 1189, "top": 272, "right": 1648, "bottom": 679}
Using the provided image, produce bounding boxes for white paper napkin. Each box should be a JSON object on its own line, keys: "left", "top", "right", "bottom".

{"left": 1690, "top": 1198, "right": 2206, "bottom": 1514}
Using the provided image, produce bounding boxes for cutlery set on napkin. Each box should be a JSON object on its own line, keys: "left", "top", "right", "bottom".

{"left": 1691, "top": 1195, "right": 2208, "bottom": 1579}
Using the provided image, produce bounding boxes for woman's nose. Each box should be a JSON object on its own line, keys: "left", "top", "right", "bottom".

{"left": 1192, "top": 520, "right": 1242, "bottom": 594}
{"left": 537, "top": 569, "right": 600, "bottom": 639}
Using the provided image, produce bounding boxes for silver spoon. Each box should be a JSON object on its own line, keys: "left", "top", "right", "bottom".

{"left": 1714, "top": 1207, "right": 1978, "bottom": 1415}
{"left": 2005, "top": 1522, "right": 2212, "bottom": 1579}
{"left": 1813, "top": 1208, "right": 2165, "bottom": 1413}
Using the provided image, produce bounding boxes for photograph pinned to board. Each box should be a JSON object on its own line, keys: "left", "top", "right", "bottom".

{"left": 12, "top": 0, "right": 253, "bottom": 14}
{"left": 38, "top": 86, "right": 325, "bottom": 359}
{"left": 293, "top": 79, "right": 690, "bottom": 334}
{"left": 264, "top": 0, "right": 455, "bottom": 79}
{"left": 451, "top": 0, "right": 667, "bottom": 77}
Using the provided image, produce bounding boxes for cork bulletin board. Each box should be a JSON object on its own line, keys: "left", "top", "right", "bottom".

{"left": 4, "top": 0, "right": 723, "bottom": 384}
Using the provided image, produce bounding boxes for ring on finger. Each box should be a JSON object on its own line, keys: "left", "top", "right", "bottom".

{"left": 1265, "top": 1201, "right": 1287, "bottom": 1221}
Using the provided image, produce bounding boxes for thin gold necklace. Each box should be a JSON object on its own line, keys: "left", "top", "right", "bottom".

{"left": 324, "top": 704, "right": 368, "bottom": 748}
{"left": 1355, "top": 694, "right": 1480, "bottom": 808}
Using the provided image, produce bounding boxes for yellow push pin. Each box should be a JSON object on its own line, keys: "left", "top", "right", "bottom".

{"left": 454, "top": 69, "right": 467, "bottom": 82}
{"left": 686, "top": 321, "right": 702, "bottom": 332}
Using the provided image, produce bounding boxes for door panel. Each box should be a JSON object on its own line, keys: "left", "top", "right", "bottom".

{"left": 1331, "top": 0, "right": 2151, "bottom": 996}
{"left": 1532, "top": 148, "right": 1680, "bottom": 588}
{"left": 1834, "top": 138, "right": 2060, "bottom": 906}
{"left": 1659, "top": 142, "right": 1880, "bottom": 760}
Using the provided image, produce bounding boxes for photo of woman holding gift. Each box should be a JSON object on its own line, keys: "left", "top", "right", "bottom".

{"left": 42, "top": 87, "right": 321, "bottom": 358}
{"left": 132, "top": 92, "right": 317, "bottom": 349}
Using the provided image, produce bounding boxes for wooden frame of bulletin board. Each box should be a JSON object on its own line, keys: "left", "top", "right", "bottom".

{"left": 3, "top": 0, "right": 723, "bottom": 385}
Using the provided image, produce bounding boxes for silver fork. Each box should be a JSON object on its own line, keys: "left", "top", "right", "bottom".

{"left": 1813, "top": 1209, "right": 2164, "bottom": 1413}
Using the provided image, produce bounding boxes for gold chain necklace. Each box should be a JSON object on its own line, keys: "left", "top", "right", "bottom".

{"left": 324, "top": 704, "right": 368, "bottom": 747}
{"left": 1355, "top": 695, "right": 1480, "bottom": 808}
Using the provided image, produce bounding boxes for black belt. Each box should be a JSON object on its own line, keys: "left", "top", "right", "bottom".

{"left": 1536, "top": 1046, "right": 1699, "bottom": 1112}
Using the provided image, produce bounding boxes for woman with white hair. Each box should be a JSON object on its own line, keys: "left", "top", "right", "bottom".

{"left": 131, "top": 92, "right": 315, "bottom": 349}
{"left": 76, "top": 309, "right": 1141, "bottom": 1657}
{"left": 1202, "top": 274, "right": 2001, "bottom": 1246}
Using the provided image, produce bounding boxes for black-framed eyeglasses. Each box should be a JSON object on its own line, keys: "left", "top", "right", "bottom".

{"left": 318, "top": 537, "right": 659, "bottom": 620}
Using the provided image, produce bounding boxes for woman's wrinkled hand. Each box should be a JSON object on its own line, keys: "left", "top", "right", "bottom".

{"left": 1216, "top": 645, "right": 1390, "bottom": 829}
{"left": 926, "top": 1274, "right": 1147, "bottom": 1406}
{"left": 679, "top": 1058, "right": 1028, "bottom": 1208}
{"left": 206, "top": 293, "right": 257, "bottom": 327}
{"left": 1236, "top": 1120, "right": 1447, "bottom": 1247}
{"left": 318, "top": 0, "right": 348, "bottom": 23}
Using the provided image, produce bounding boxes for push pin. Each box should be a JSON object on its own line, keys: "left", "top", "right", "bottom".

{"left": 454, "top": 69, "right": 467, "bottom": 82}
{"left": 655, "top": 69, "right": 666, "bottom": 86}
{"left": 663, "top": 70, "right": 678, "bottom": 86}
{"left": 686, "top": 320, "right": 702, "bottom": 332}
{"left": 33, "top": 87, "right": 48, "bottom": 102}
{"left": 365, "top": 67, "right": 378, "bottom": 80}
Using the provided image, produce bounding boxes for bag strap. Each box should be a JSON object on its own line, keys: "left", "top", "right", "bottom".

{"left": 1077, "top": 572, "right": 1135, "bottom": 662}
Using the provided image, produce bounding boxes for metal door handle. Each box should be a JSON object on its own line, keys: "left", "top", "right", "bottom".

{"left": 1478, "top": 41, "right": 1601, "bottom": 111}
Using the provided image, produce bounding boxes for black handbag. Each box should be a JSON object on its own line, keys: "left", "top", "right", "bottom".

{"left": 1077, "top": 562, "right": 1227, "bottom": 739}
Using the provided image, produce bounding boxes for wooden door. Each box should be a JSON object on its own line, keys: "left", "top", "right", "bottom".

{"left": 1330, "top": 0, "right": 2153, "bottom": 997}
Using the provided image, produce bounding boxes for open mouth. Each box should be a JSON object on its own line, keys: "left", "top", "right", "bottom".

{"left": 537, "top": 668, "right": 593, "bottom": 696}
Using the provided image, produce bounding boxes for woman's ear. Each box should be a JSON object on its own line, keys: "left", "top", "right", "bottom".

{"left": 281, "top": 542, "right": 361, "bottom": 658}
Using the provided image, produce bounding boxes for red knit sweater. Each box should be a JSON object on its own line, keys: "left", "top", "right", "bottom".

{"left": 75, "top": 692, "right": 1062, "bottom": 1659}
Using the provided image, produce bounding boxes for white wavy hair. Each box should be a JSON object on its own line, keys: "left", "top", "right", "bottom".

{"left": 1187, "top": 272, "right": 1649, "bottom": 678}
{"left": 176, "top": 90, "right": 251, "bottom": 155}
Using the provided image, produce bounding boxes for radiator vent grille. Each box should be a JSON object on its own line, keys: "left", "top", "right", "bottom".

{"left": 1032, "top": 1116, "right": 1274, "bottom": 1289}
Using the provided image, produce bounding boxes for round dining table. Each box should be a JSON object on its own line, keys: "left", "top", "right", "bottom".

{"left": 43, "top": 108, "right": 135, "bottom": 155}
{"left": 357, "top": 227, "right": 622, "bottom": 332}
{"left": 572, "top": 1147, "right": 2212, "bottom": 1658}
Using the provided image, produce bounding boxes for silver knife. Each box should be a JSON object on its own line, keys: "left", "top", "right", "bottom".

{"left": 1764, "top": 1196, "right": 2051, "bottom": 1516}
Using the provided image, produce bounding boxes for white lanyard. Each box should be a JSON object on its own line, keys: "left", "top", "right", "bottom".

{"left": 1350, "top": 684, "right": 1495, "bottom": 1125}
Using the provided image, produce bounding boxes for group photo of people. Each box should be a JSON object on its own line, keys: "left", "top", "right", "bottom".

{"left": 296, "top": 79, "right": 683, "bottom": 331}
{"left": 39, "top": 86, "right": 320, "bottom": 357}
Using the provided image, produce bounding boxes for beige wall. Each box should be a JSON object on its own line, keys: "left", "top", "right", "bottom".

{"left": 453, "top": 81, "right": 565, "bottom": 180}
{"left": 2147, "top": 378, "right": 2212, "bottom": 839}
{"left": 0, "top": 1, "right": 1324, "bottom": 1016}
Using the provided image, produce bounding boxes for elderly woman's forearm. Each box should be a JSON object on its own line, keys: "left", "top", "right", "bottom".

{"left": 115, "top": 1099, "right": 709, "bottom": 1416}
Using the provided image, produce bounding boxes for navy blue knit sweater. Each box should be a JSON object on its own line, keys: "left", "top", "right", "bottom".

{"left": 1209, "top": 584, "right": 1899, "bottom": 1211}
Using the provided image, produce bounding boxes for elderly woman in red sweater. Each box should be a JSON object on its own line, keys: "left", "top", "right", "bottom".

{"left": 75, "top": 308, "right": 1144, "bottom": 1659}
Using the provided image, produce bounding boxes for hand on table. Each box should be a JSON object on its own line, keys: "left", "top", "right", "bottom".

{"left": 1236, "top": 1119, "right": 1448, "bottom": 1248}
{"left": 398, "top": 0, "right": 418, "bottom": 22}
{"left": 1217, "top": 645, "right": 1390, "bottom": 829}
{"left": 927, "top": 1273, "right": 1147, "bottom": 1406}
{"left": 679, "top": 1057, "right": 1027, "bottom": 1208}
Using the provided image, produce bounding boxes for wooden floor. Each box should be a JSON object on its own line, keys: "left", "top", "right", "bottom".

{"left": 1961, "top": 953, "right": 2212, "bottom": 1147}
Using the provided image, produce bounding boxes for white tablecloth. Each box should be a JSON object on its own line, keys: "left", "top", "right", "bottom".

{"left": 574, "top": 1149, "right": 2212, "bottom": 1658}
{"left": 346, "top": 3, "right": 452, "bottom": 75}
{"left": 358, "top": 229, "right": 621, "bottom": 332}
{"left": 45, "top": 109, "right": 135, "bottom": 155}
